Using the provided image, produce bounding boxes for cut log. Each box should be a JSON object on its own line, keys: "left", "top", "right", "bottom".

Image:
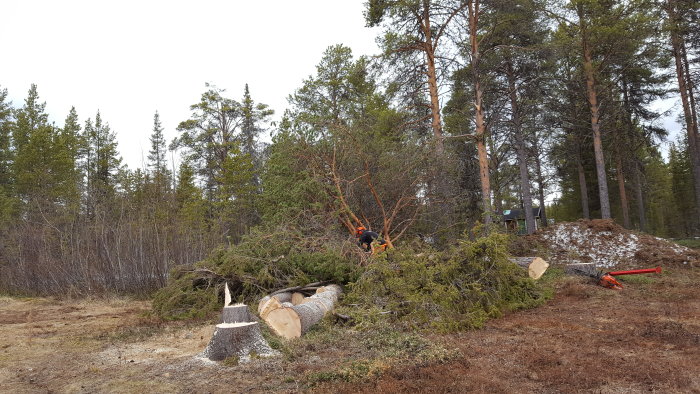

{"left": 257, "top": 292, "right": 292, "bottom": 315}
{"left": 291, "top": 292, "right": 305, "bottom": 305}
{"left": 220, "top": 304, "right": 252, "bottom": 324}
{"left": 202, "top": 322, "right": 273, "bottom": 361}
{"left": 263, "top": 284, "right": 342, "bottom": 339}
{"left": 509, "top": 257, "right": 549, "bottom": 280}
{"left": 565, "top": 262, "right": 598, "bottom": 278}
{"left": 258, "top": 297, "right": 282, "bottom": 320}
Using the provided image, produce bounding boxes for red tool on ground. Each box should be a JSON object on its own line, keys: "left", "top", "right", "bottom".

{"left": 568, "top": 265, "right": 662, "bottom": 289}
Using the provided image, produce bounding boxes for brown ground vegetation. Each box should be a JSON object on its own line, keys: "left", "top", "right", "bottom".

{"left": 2, "top": 227, "right": 699, "bottom": 393}
{"left": 1, "top": 266, "right": 698, "bottom": 393}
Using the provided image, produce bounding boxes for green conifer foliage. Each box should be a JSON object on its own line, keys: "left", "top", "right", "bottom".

{"left": 0, "top": 87, "right": 15, "bottom": 223}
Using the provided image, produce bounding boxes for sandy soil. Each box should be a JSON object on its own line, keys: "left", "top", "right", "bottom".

{"left": 1, "top": 268, "right": 698, "bottom": 393}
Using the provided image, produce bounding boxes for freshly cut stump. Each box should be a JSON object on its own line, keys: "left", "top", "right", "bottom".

{"left": 264, "top": 284, "right": 342, "bottom": 339}
{"left": 202, "top": 322, "right": 272, "bottom": 361}
{"left": 220, "top": 304, "right": 252, "bottom": 324}
{"left": 510, "top": 257, "right": 550, "bottom": 280}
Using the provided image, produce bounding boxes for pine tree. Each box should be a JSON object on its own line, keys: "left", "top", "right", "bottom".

{"left": 365, "top": 0, "right": 469, "bottom": 154}
{"left": 0, "top": 86, "right": 15, "bottom": 222}
{"left": 84, "top": 111, "right": 122, "bottom": 211}
{"left": 148, "top": 111, "right": 168, "bottom": 175}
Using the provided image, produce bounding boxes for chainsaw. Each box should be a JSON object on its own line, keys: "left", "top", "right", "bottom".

{"left": 568, "top": 264, "right": 662, "bottom": 289}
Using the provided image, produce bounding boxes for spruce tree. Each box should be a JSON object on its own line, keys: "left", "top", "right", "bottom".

{"left": 0, "top": 87, "right": 15, "bottom": 222}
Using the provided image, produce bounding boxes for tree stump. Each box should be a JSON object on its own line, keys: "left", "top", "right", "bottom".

{"left": 202, "top": 322, "right": 273, "bottom": 361}
{"left": 220, "top": 304, "right": 252, "bottom": 324}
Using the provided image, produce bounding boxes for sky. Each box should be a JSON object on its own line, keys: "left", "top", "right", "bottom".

{"left": 0, "top": 0, "right": 684, "bottom": 170}
{"left": 0, "top": 0, "right": 380, "bottom": 169}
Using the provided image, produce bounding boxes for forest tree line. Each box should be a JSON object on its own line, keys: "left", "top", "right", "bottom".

{"left": 0, "top": 0, "right": 698, "bottom": 295}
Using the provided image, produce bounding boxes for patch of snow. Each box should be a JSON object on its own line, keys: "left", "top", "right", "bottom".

{"left": 542, "top": 223, "right": 639, "bottom": 268}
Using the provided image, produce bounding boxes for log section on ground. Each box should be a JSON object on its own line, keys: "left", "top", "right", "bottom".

{"left": 565, "top": 262, "right": 598, "bottom": 278}
{"left": 291, "top": 292, "right": 305, "bottom": 305}
{"left": 258, "top": 292, "right": 291, "bottom": 319}
{"left": 263, "top": 284, "right": 342, "bottom": 339}
{"left": 202, "top": 322, "right": 273, "bottom": 361}
{"left": 509, "top": 257, "right": 550, "bottom": 280}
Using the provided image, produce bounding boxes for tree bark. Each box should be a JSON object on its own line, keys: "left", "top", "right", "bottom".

{"left": 666, "top": 0, "right": 700, "bottom": 229}
{"left": 263, "top": 285, "right": 342, "bottom": 339}
{"left": 202, "top": 322, "right": 273, "bottom": 361}
{"left": 220, "top": 304, "right": 252, "bottom": 324}
{"left": 577, "top": 152, "right": 591, "bottom": 219}
{"left": 422, "top": 0, "right": 444, "bottom": 155}
{"left": 578, "top": 5, "right": 611, "bottom": 219}
{"left": 634, "top": 160, "right": 646, "bottom": 231}
{"left": 616, "top": 154, "right": 631, "bottom": 228}
{"left": 533, "top": 139, "right": 548, "bottom": 227}
{"left": 468, "top": 0, "right": 492, "bottom": 224}
{"left": 507, "top": 60, "right": 535, "bottom": 234}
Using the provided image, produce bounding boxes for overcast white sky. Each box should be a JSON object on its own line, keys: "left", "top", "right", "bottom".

{"left": 1, "top": 0, "right": 380, "bottom": 169}
{"left": 1, "top": 0, "right": 683, "bottom": 170}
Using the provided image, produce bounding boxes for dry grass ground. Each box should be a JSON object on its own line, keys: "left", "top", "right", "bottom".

{"left": 326, "top": 268, "right": 700, "bottom": 393}
{"left": 1, "top": 267, "right": 698, "bottom": 393}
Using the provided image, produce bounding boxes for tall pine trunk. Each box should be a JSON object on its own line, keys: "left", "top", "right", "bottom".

{"left": 577, "top": 152, "right": 591, "bottom": 219}
{"left": 578, "top": 5, "right": 611, "bottom": 219}
{"left": 533, "top": 141, "right": 548, "bottom": 227}
{"left": 422, "top": 1, "right": 444, "bottom": 155}
{"left": 666, "top": 0, "right": 700, "bottom": 230}
{"left": 634, "top": 160, "right": 646, "bottom": 231}
{"left": 469, "top": 0, "right": 492, "bottom": 224}
{"left": 616, "top": 154, "right": 631, "bottom": 228}
{"left": 507, "top": 61, "right": 535, "bottom": 234}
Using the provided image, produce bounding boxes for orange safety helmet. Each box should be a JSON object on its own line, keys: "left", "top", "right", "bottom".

{"left": 355, "top": 226, "right": 366, "bottom": 237}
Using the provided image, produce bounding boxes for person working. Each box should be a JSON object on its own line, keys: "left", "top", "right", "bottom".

{"left": 356, "top": 226, "right": 389, "bottom": 253}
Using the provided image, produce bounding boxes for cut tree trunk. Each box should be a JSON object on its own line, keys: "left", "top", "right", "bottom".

{"left": 263, "top": 285, "right": 342, "bottom": 339}
{"left": 202, "top": 322, "right": 273, "bottom": 361}
{"left": 565, "top": 262, "right": 598, "bottom": 278}
{"left": 578, "top": 8, "right": 611, "bottom": 219}
{"left": 291, "top": 292, "right": 305, "bottom": 305}
{"left": 509, "top": 257, "right": 550, "bottom": 280}
{"left": 220, "top": 304, "right": 252, "bottom": 324}
{"left": 258, "top": 292, "right": 293, "bottom": 319}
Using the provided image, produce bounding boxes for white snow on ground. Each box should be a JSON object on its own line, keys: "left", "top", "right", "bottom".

{"left": 542, "top": 223, "right": 640, "bottom": 268}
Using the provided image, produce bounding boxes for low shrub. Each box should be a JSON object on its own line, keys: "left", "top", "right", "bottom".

{"left": 340, "top": 229, "right": 548, "bottom": 332}
{"left": 152, "top": 224, "right": 361, "bottom": 320}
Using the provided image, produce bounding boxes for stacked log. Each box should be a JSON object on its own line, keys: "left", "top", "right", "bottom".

{"left": 260, "top": 285, "right": 342, "bottom": 340}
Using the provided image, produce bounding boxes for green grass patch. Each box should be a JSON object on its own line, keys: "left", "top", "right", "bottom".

{"left": 674, "top": 238, "right": 700, "bottom": 249}
{"left": 618, "top": 274, "right": 655, "bottom": 285}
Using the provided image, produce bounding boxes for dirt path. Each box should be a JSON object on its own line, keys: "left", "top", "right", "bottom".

{"left": 1, "top": 268, "right": 698, "bottom": 393}
{"left": 327, "top": 268, "right": 700, "bottom": 393}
